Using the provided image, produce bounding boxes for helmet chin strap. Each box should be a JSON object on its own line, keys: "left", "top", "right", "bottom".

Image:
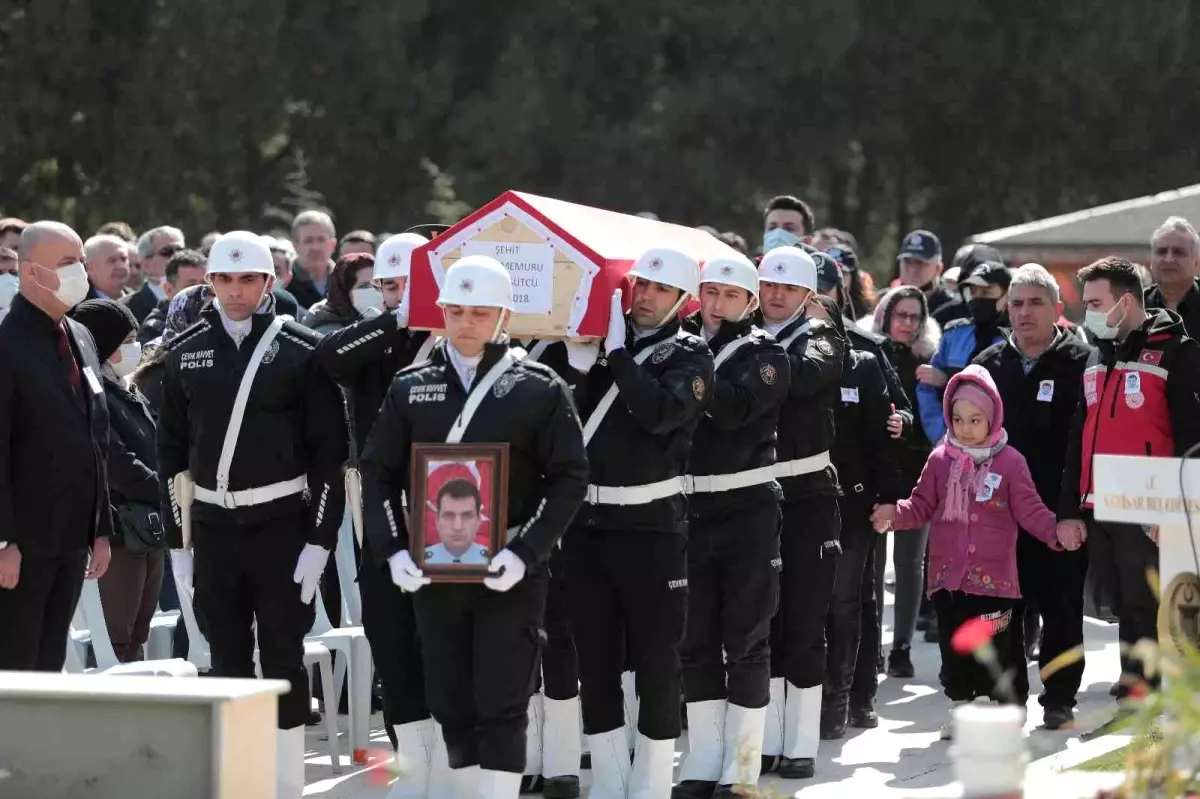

{"left": 734, "top": 295, "right": 760, "bottom": 322}
{"left": 491, "top": 309, "right": 511, "bottom": 343}
{"left": 650, "top": 293, "right": 689, "bottom": 330}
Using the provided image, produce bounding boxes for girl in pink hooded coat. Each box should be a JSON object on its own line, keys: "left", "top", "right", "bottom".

{"left": 872, "top": 364, "right": 1064, "bottom": 738}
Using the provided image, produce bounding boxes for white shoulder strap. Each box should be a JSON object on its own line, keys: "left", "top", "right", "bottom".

{"left": 581, "top": 345, "right": 658, "bottom": 446}
{"left": 216, "top": 316, "right": 286, "bottom": 494}
{"left": 445, "top": 350, "right": 524, "bottom": 444}
{"left": 778, "top": 320, "right": 813, "bottom": 352}
{"left": 712, "top": 333, "right": 755, "bottom": 371}
{"left": 527, "top": 340, "right": 551, "bottom": 362}
{"left": 413, "top": 335, "right": 440, "bottom": 364}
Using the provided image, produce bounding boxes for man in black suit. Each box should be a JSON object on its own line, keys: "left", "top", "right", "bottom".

{"left": 125, "top": 226, "right": 185, "bottom": 324}
{"left": 84, "top": 234, "right": 133, "bottom": 304}
{"left": 0, "top": 221, "right": 114, "bottom": 671}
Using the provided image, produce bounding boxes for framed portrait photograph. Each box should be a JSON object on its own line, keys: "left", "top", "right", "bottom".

{"left": 410, "top": 443, "right": 510, "bottom": 582}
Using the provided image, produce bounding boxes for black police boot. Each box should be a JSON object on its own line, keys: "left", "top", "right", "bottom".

{"left": 543, "top": 775, "right": 581, "bottom": 799}
{"left": 778, "top": 757, "right": 816, "bottom": 779}
{"left": 820, "top": 692, "right": 848, "bottom": 740}
{"left": 670, "top": 780, "right": 717, "bottom": 799}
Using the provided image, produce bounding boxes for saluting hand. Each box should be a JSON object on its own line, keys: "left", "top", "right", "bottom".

{"left": 0, "top": 545, "right": 21, "bottom": 590}
{"left": 86, "top": 537, "right": 111, "bottom": 580}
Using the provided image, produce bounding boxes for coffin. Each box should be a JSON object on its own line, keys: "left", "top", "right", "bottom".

{"left": 407, "top": 191, "right": 742, "bottom": 338}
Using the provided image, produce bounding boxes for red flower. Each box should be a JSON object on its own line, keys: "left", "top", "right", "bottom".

{"left": 951, "top": 616, "right": 995, "bottom": 655}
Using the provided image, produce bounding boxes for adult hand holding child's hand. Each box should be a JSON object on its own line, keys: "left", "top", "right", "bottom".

{"left": 871, "top": 504, "right": 896, "bottom": 533}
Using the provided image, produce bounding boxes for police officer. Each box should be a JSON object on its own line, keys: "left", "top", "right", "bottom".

{"left": 565, "top": 248, "right": 714, "bottom": 799}
{"left": 158, "top": 231, "right": 347, "bottom": 799}
{"left": 756, "top": 246, "right": 845, "bottom": 780}
{"left": 506, "top": 336, "right": 593, "bottom": 799}
{"left": 673, "top": 255, "right": 789, "bottom": 798}
{"left": 360, "top": 255, "right": 589, "bottom": 798}
{"left": 315, "top": 232, "right": 452, "bottom": 798}
{"left": 806, "top": 294, "right": 903, "bottom": 738}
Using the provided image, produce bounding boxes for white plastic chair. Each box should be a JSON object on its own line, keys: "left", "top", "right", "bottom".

{"left": 76, "top": 580, "right": 197, "bottom": 677}
{"left": 171, "top": 562, "right": 341, "bottom": 770}
{"left": 145, "top": 609, "right": 181, "bottom": 661}
{"left": 333, "top": 509, "right": 362, "bottom": 625}
{"left": 307, "top": 578, "right": 373, "bottom": 762}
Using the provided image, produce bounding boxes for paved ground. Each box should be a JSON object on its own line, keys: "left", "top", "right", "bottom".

{"left": 300, "top": 550, "right": 1125, "bottom": 798}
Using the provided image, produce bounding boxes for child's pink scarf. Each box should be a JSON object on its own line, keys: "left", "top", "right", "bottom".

{"left": 941, "top": 429, "right": 1009, "bottom": 523}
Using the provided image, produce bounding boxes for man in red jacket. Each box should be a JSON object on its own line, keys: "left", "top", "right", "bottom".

{"left": 1058, "top": 256, "right": 1200, "bottom": 698}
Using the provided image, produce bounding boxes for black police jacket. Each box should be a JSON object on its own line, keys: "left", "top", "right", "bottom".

{"left": 972, "top": 328, "right": 1093, "bottom": 512}
{"left": 833, "top": 348, "right": 904, "bottom": 508}
{"left": 681, "top": 312, "right": 789, "bottom": 518}
{"left": 766, "top": 311, "right": 845, "bottom": 500}
{"left": 314, "top": 311, "right": 432, "bottom": 451}
{"left": 360, "top": 339, "right": 589, "bottom": 570}
{"left": 0, "top": 296, "right": 114, "bottom": 557}
{"left": 512, "top": 339, "right": 585, "bottom": 394}
{"left": 573, "top": 317, "right": 714, "bottom": 534}
{"left": 157, "top": 306, "right": 348, "bottom": 549}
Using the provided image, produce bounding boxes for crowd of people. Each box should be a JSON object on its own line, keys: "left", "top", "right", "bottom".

{"left": 0, "top": 198, "right": 1198, "bottom": 799}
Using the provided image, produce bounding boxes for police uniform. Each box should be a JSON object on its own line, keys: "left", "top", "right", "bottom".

{"left": 825, "top": 319, "right": 904, "bottom": 738}
{"left": 157, "top": 233, "right": 347, "bottom": 797}
{"left": 565, "top": 247, "right": 714, "bottom": 799}
{"left": 360, "top": 256, "right": 588, "bottom": 796}
{"left": 512, "top": 338, "right": 589, "bottom": 799}
{"left": 313, "top": 232, "right": 444, "bottom": 794}
{"left": 425, "top": 541, "right": 490, "bottom": 565}
{"left": 673, "top": 297, "right": 790, "bottom": 797}
{"left": 756, "top": 247, "right": 845, "bottom": 780}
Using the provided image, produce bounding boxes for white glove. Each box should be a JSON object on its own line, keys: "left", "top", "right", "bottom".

{"left": 394, "top": 290, "right": 411, "bottom": 327}
{"left": 292, "top": 543, "right": 330, "bottom": 605}
{"left": 388, "top": 550, "right": 431, "bottom": 592}
{"left": 170, "top": 549, "right": 194, "bottom": 599}
{"left": 565, "top": 340, "right": 600, "bottom": 373}
{"left": 605, "top": 289, "right": 627, "bottom": 355}
{"left": 483, "top": 548, "right": 527, "bottom": 592}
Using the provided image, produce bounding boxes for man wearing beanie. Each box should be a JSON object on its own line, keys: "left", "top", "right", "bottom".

{"left": 72, "top": 299, "right": 168, "bottom": 663}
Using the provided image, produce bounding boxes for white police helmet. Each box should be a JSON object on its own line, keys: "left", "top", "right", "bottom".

{"left": 627, "top": 247, "right": 700, "bottom": 297}
{"left": 374, "top": 233, "right": 427, "bottom": 281}
{"left": 438, "top": 255, "right": 513, "bottom": 310}
{"left": 699, "top": 255, "right": 760, "bottom": 298}
{"left": 758, "top": 246, "right": 817, "bottom": 290}
{"left": 207, "top": 231, "right": 274, "bottom": 276}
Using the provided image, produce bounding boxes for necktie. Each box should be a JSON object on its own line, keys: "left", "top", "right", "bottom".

{"left": 56, "top": 322, "right": 85, "bottom": 409}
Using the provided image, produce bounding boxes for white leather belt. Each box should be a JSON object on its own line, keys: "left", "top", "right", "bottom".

{"left": 194, "top": 475, "right": 308, "bottom": 510}
{"left": 684, "top": 465, "right": 777, "bottom": 494}
{"left": 773, "top": 451, "right": 832, "bottom": 479}
{"left": 585, "top": 477, "right": 685, "bottom": 506}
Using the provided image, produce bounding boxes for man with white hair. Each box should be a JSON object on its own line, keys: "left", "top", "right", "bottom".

{"left": 157, "top": 231, "right": 347, "bottom": 798}
{"left": 0, "top": 221, "right": 114, "bottom": 670}
{"left": 129, "top": 226, "right": 186, "bottom": 322}
{"left": 971, "top": 264, "right": 1093, "bottom": 730}
{"left": 289, "top": 210, "right": 336, "bottom": 310}
{"left": 83, "top": 234, "right": 133, "bottom": 302}
{"left": 1144, "top": 215, "right": 1200, "bottom": 338}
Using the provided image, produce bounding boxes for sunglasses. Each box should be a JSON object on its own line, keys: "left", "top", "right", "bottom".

{"left": 157, "top": 245, "right": 183, "bottom": 258}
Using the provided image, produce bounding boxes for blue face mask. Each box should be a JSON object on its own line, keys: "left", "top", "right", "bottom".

{"left": 763, "top": 228, "right": 802, "bottom": 253}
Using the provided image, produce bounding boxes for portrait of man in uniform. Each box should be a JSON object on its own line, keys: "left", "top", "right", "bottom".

{"left": 411, "top": 444, "right": 509, "bottom": 581}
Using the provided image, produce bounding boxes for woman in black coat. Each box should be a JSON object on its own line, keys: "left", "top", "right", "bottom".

{"left": 71, "top": 300, "right": 167, "bottom": 663}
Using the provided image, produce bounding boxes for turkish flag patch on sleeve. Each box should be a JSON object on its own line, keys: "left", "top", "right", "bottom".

{"left": 1140, "top": 350, "right": 1163, "bottom": 366}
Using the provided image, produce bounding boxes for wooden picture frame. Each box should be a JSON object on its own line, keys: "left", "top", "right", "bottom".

{"left": 410, "top": 443, "right": 509, "bottom": 583}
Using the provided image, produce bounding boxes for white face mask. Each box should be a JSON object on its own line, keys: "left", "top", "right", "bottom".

{"left": 1084, "top": 297, "right": 1125, "bottom": 340}
{"left": 0, "top": 273, "right": 18, "bottom": 309}
{"left": 39, "top": 262, "right": 90, "bottom": 309}
{"left": 351, "top": 286, "right": 384, "bottom": 316}
{"left": 111, "top": 342, "right": 142, "bottom": 378}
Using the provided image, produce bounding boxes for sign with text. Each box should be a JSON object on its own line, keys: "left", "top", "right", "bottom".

{"left": 462, "top": 241, "right": 554, "bottom": 315}
{"left": 1091, "top": 454, "right": 1200, "bottom": 525}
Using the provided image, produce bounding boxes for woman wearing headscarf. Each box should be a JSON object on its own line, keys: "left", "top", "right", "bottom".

{"left": 131, "top": 284, "right": 216, "bottom": 414}
{"left": 71, "top": 299, "right": 167, "bottom": 662}
{"left": 300, "top": 252, "right": 382, "bottom": 335}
